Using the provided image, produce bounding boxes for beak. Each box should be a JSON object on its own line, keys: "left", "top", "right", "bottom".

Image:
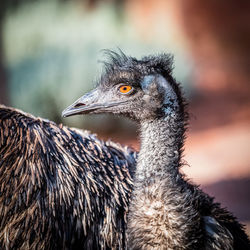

{"left": 62, "top": 89, "right": 102, "bottom": 117}
{"left": 62, "top": 88, "right": 126, "bottom": 118}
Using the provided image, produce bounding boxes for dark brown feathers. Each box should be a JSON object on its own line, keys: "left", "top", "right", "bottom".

{"left": 0, "top": 105, "right": 136, "bottom": 249}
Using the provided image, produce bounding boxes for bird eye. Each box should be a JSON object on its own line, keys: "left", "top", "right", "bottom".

{"left": 119, "top": 85, "right": 133, "bottom": 94}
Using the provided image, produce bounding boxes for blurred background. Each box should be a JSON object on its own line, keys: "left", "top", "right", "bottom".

{"left": 0, "top": 0, "right": 249, "bottom": 235}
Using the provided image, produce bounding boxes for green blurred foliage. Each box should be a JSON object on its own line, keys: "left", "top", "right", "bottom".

{"left": 3, "top": 0, "right": 193, "bottom": 134}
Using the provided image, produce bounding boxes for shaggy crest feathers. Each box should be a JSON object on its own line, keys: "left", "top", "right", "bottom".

{"left": 0, "top": 105, "right": 136, "bottom": 249}
{"left": 100, "top": 49, "right": 174, "bottom": 87}
{"left": 102, "top": 49, "right": 173, "bottom": 74}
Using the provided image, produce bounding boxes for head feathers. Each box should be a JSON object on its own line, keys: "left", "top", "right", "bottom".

{"left": 101, "top": 49, "right": 174, "bottom": 79}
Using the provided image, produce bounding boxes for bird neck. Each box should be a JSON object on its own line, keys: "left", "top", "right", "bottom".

{"left": 136, "top": 110, "right": 185, "bottom": 186}
{"left": 128, "top": 107, "right": 204, "bottom": 249}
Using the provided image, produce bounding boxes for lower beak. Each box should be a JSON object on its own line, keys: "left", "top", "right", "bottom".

{"left": 62, "top": 103, "right": 104, "bottom": 117}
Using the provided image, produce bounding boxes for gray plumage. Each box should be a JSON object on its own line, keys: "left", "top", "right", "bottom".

{"left": 63, "top": 50, "right": 250, "bottom": 250}
{"left": 0, "top": 105, "right": 136, "bottom": 249}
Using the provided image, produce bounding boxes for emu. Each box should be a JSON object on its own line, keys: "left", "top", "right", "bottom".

{"left": 0, "top": 105, "right": 136, "bottom": 249}
{"left": 63, "top": 51, "right": 250, "bottom": 250}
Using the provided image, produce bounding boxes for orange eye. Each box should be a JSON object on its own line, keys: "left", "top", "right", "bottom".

{"left": 119, "top": 85, "right": 133, "bottom": 94}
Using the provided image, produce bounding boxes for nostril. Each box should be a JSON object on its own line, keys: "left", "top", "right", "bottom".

{"left": 75, "top": 103, "right": 86, "bottom": 108}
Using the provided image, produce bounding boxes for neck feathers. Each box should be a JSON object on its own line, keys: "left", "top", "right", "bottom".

{"left": 136, "top": 75, "right": 187, "bottom": 183}
{"left": 136, "top": 104, "right": 186, "bottom": 184}
{"left": 128, "top": 102, "right": 197, "bottom": 250}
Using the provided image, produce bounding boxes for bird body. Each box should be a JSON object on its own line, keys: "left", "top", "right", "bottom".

{"left": 0, "top": 105, "right": 135, "bottom": 249}
{"left": 63, "top": 50, "right": 250, "bottom": 250}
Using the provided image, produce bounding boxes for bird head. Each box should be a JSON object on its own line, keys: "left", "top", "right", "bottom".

{"left": 62, "top": 50, "right": 184, "bottom": 121}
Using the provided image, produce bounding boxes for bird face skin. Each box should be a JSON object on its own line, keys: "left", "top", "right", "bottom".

{"left": 62, "top": 51, "right": 182, "bottom": 121}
